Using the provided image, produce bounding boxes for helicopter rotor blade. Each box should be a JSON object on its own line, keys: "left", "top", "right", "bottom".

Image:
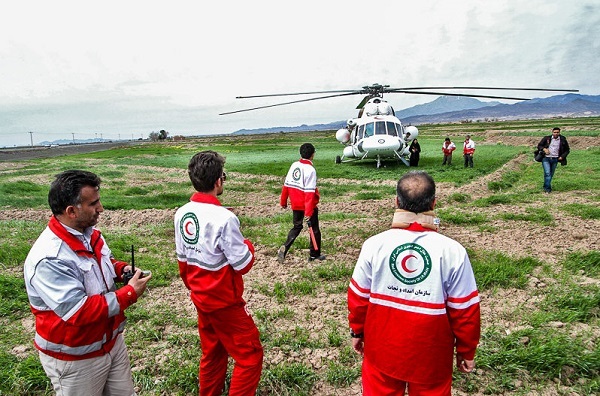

{"left": 219, "top": 92, "right": 359, "bottom": 115}
{"left": 220, "top": 84, "right": 579, "bottom": 115}
{"left": 236, "top": 89, "right": 360, "bottom": 99}
{"left": 385, "top": 90, "right": 532, "bottom": 101}
{"left": 356, "top": 95, "right": 372, "bottom": 109}
{"left": 386, "top": 86, "right": 579, "bottom": 93}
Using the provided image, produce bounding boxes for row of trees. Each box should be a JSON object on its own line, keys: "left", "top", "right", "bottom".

{"left": 148, "top": 130, "right": 169, "bottom": 141}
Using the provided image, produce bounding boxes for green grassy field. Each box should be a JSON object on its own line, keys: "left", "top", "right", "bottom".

{"left": 1, "top": 117, "right": 599, "bottom": 395}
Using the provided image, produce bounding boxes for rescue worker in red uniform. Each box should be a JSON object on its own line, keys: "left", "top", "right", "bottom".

{"left": 348, "top": 171, "right": 480, "bottom": 395}
{"left": 463, "top": 135, "right": 476, "bottom": 168}
{"left": 24, "top": 170, "right": 151, "bottom": 395}
{"left": 278, "top": 143, "right": 325, "bottom": 263}
{"left": 175, "top": 151, "right": 263, "bottom": 396}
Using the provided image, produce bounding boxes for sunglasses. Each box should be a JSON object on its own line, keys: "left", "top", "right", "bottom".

{"left": 221, "top": 172, "right": 227, "bottom": 182}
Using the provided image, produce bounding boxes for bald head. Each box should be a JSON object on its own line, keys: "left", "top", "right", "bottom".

{"left": 396, "top": 171, "right": 436, "bottom": 213}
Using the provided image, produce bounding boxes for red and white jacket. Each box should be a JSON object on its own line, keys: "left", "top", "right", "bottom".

{"left": 442, "top": 141, "right": 456, "bottom": 155}
{"left": 280, "top": 158, "right": 320, "bottom": 217}
{"left": 463, "top": 139, "right": 476, "bottom": 155}
{"left": 24, "top": 216, "right": 136, "bottom": 361}
{"left": 175, "top": 193, "right": 255, "bottom": 312}
{"left": 348, "top": 223, "right": 480, "bottom": 384}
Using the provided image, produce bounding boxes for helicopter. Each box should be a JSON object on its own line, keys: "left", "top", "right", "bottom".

{"left": 220, "top": 83, "right": 578, "bottom": 168}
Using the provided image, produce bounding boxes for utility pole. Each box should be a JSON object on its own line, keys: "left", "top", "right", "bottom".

{"left": 29, "top": 131, "right": 33, "bottom": 147}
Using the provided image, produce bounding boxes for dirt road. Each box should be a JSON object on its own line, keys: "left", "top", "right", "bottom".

{"left": 0, "top": 141, "right": 143, "bottom": 162}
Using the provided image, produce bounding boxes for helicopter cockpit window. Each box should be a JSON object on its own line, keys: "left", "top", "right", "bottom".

{"left": 364, "top": 123, "right": 374, "bottom": 137}
{"left": 386, "top": 121, "right": 398, "bottom": 136}
{"left": 375, "top": 122, "right": 387, "bottom": 135}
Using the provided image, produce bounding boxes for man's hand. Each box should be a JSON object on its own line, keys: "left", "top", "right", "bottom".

{"left": 304, "top": 216, "right": 311, "bottom": 227}
{"left": 352, "top": 338, "right": 364, "bottom": 356}
{"left": 280, "top": 204, "right": 287, "bottom": 209}
{"left": 128, "top": 269, "right": 152, "bottom": 297}
{"left": 456, "top": 354, "right": 475, "bottom": 373}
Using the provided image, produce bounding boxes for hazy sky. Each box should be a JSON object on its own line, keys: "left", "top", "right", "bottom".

{"left": 1, "top": 0, "right": 599, "bottom": 147}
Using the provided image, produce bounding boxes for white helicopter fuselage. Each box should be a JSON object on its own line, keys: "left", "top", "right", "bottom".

{"left": 335, "top": 98, "right": 418, "bottom": 166}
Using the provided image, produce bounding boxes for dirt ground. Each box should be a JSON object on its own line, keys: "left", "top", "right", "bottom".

{"left": 3, "top": 134, "right": 599, "bottom": 395}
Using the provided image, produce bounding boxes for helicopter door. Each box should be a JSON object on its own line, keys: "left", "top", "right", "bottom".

{"left": 356, "top": 124, "right": 364, "bottom": 141}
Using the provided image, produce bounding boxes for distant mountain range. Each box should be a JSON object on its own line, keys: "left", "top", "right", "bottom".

{"left": 232, "top": 94, "right": 600, "bottom": 135}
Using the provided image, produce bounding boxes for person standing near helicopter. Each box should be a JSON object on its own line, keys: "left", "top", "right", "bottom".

{"left": 442, "top": 137, "right": 456, "bottom": 165}
{"left": 409, "top": 138, "right": 421, "bottom": 167}
{"left": 278, "top": 143, "right": 325, "bottom": 263}
{"left": 463, "top": 135, "right": 476, "bottom": 168}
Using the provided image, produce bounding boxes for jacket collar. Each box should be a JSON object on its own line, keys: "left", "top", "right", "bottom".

{"left": 48, "top": 215, "right": 104, "bottom": 262}
{"left": 190, "top": 192, "right": 221, "bottom": 206}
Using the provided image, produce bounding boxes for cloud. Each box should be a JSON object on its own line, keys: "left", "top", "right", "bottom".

{"left": 0, "top": 1, "right": 597, "bottom": 147}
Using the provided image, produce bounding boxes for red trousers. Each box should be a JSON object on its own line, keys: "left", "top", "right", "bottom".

{"left": 196, "top": 303, "right": 263, "bottom": 396}
{"left": 362, "top": 357, "right": 452, "bottom": 396}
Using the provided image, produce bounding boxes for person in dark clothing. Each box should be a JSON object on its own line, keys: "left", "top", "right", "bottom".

{"left": 409, "top": 139, "right": 421, "bottom": 167}
{"left": 536, "top": 127, "right": 570, "bottom": 193}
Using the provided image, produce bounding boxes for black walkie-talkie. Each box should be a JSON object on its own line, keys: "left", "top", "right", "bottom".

{"left": 122, "top": 245, "right": 135, "bottom": 285}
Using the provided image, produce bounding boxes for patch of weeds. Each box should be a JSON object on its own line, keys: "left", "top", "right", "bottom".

{"left": 562, "top": 203, "right": 600, "bottom": 220}
{"left": 536, "top": 284, "right": 600, "bottom": 323}
{"left": 314, "top": 262, "right": 354, "bottom": 281}
{"left": 271, "top": 326, "right": 322, "bottom": 351}
{"left": 0, "top": 220, "right": 47, "bottom": 268}
{"left": 488, "top": 170, "right": 522, "bottom": 192}
{"left": 473, "top": 194, "right": 517, "bottom": 207}
{"left": 499, "top": 207, "right": 555, "bottom": 226}
{"left": 355, "top": 191, "right": 385, "bottom": 200}
{"left": 447, "top": 192, "right": 471, "bottom": 203}
{"left": 477, "top": 327, "right": 599, "bottom": 392}
{"left": 256, "top": 281, "right": 288, "bottom": 303}
{"left": 562, "top": 251, "right": 600, "bottom": 277}
{"left": 325, "top": 360, "right": 361, "bottom": 387}
{"left": 287, "top": 280, "right": 317, "bottom": 296}
{"left": 471, "top": 252, "right": 541, "bottom": 290}
{"left": 260, "top": 362, "right": 318, "bottom": 395}
{"left": 0, "top": 180, "right": 48, "bottom": 208}
{"left": 437, "top": 209, "right": 487, "bottom": 225}
{"left": 0, "top": 275, "right": 29, "bottom": 319}
{"left": 255, "top": 307, "right": 295, "bottom": 323}
{"left": 477, "top": 224, "right": 498, "bottom": 233}
{"left": 0, "top": 352, "right": 51, "bottom": 395}
{"left": 325, "top": 320, "right": 343, "bottom": 347}
{"left": 154, "top": 358, "right": 199, "bottom": 394}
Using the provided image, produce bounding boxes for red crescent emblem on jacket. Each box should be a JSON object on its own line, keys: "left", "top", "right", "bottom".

{"left": 401, "top": 254, "right": 417, "bottom": 273}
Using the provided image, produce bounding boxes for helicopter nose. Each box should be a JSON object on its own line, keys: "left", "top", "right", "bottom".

{"left": 361, "top": 135, "right": 401, "bottom": 152}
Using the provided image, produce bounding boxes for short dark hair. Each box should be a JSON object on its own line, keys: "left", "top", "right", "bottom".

{"left": 48, "top": 170, "right": 101, "bottom": 215}
{"left": 188, "top": 150, "right": 225, "bottom": 192}
{"left": 552, "top": 127, "right": 561, "bottom": 132}
{"left": 445, "top": 137, "right": 451, "bottom": 142}
{"left": 300, "top": 143, "right": 315, "bottom": 159}
{"left": 396, "top": 171, "right": 436, "bottom": 213}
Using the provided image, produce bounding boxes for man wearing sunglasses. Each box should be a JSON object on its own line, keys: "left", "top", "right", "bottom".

{"left": 175, "top": 151, "right": 263, "bottom": 395}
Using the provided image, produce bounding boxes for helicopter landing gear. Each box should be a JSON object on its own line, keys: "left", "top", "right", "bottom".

{"left": 376, "top": 156, "right": 382, "bottom": 169}
{"left": 335, "top": 155, "right": 341, "bottom": 164}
